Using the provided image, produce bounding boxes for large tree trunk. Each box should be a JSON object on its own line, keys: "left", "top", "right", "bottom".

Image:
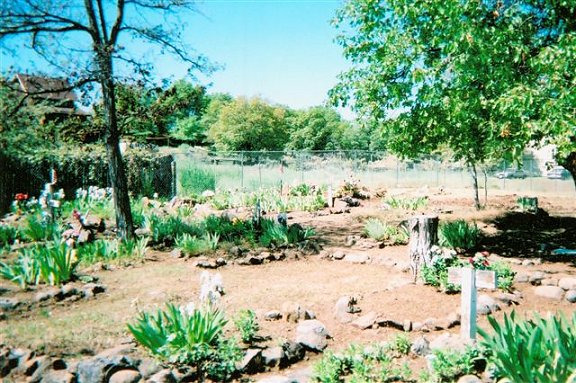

{"left": 98, "top": 52, "right": 134, "bottom": 239}
{"left": 408, "top": 215, "right": 439, "bottom": 282}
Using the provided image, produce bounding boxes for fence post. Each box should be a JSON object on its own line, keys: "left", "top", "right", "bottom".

{"left": 171, "top": 161, "right": 177, "bottom": 197}
{"left": 241, "top": 152, "right": 244, "bottom": 189}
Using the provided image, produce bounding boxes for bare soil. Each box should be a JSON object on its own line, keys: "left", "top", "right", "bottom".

{"left": 1, "top": 188, "right": 576, "bottom": 380}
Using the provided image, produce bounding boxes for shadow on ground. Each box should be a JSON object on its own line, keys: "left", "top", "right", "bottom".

{"left": 482, "top": 209, "right": 576, "bottom": 263}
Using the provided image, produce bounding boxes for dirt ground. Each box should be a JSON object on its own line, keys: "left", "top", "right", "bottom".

{"left": 1, "top": 187, "right": 576, "bottom": 380}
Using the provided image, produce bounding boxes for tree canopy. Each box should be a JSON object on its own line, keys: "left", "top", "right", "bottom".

{"left": 331, "top": 0, "right": 576, "bottom": 203}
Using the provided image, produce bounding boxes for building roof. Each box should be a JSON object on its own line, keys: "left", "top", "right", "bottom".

{"left": 15, "top": 74, "right": 77, "bottom": 103}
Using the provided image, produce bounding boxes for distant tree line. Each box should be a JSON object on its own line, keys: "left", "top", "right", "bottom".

{"left": 1, "top": 77, "right": 380, "bottom": 155}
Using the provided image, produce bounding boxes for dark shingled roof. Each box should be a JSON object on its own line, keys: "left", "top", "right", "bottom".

{"left": 15, "top": 74, "right": 77, "bottom": 103}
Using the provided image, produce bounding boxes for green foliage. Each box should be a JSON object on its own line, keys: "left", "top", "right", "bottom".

{"left": 0, "top": 225, "right": 19, "bottom": 248}
{"left": 384, "top": 196, "right": 428, "bottom": 211}
{"left": 479, "top": 311, "right": 576, "bottom": 383}
{"left": 421, "top": 252, "right": 464, "bottom": 293}
{"left": 286, "top": 106, "right": 351, "bottom": 151}
{"left": 21, "top": 214, "right": 60, "bottom": 242}
{"left": 439, "top": 220, "right": 480, "bottom": 252}
{"left": 259, "top": 219, "right": 314, "bottom": 248}
{"left": 312, "top": 342, "right": 411, "bottom": 383}
{"left": 207, "top": 97, "right": 290, "bottom": 151}
{"left": 175, "top": 233, "right": 211, "bottom": 257}
{"left": 144, "top": 214, "right": 202, "bottom": 245}
{"left": 233, "top": 309, "right": 259, "bottom": 344}
{"left": 76, "top": 238, "right": 148, "bottom": 266}
{"left": 0, "top": 241, "right": 78, "bottom": 289}
{"left": 128, "top": 303, "right": 241, "bottom": 381}
{"left": 489, "top": 261, "right": 516, "bottom": 292}
{"left": 430, "top": 346, "right": 484, "bottom": 383}
{"left": 201, "top": 214, "right": 251, "bottom": 243}
{"left": 363, "top": 218, "right": 408, "bottom": 245}
{"left": 390, "top": 333, "right": 411, "bottom": 356}
{"left": 179, "top": 167, "right": 216, "bottom": 196}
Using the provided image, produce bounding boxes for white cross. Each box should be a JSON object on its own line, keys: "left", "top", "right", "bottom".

{"left": 448, "top": 267, "right": 497, "bottom": 340}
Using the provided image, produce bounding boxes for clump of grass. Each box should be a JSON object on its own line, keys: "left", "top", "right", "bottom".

{"left": 384, "top": 196, "right": 428, "bottom": 210}
{"left": 175, "top": 233, "right": 212, "bottom": 257}
{"left": 363, "top": 218, "right": 409, "bottom": 245}
{"left": 439, "top": 220, "right": 481, "bottom": 252}
{"left": 234, "top": 309, "right": 259, "bottom": 344}
{"left": 180, "top": 166, "right": 216, "bottom": 196}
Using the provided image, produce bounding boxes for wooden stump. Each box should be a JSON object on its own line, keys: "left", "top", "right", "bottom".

{"left": 408, "top": 215, "right": 439, "bottom": 282}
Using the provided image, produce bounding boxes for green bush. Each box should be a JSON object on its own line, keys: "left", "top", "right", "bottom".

{"left": 22, "top": 214, "right": 60, "bottom": 242}
{"left": 144, "top": 214, "right": 203, "bottom": 245}
{"left": 421, "top": 252, "right": 464, "bottom": 293}
{"left": 234, "top": 309, "right": 259, "bottom": 344}
{"left": 0, "top": 225, "right": 18, "bottom": 247}
{"left": 384, "top": 196, "right": 428, "bottom": 210}
{"left": 439, "top": 220, "right": 480, "bottom": 252}
{"left": 180, "top": 167, "right": 216, "bottom": 196}
{"left": 489, "top": 261, "right": 515, "bottom": 292}
{"left": 363, "top": 218, "right": 409, "bottom": 245}
{"left": 430, "top": 346, "right": 484, "bottom": 382}
{"left": 258, "top": 219, "right": 314, "bottom": 248}
{"left": 76, "top": 238, "right": 148, "bottom": 265}
{"left": 175, "top": 233, "right": 211, "bottom": 257}
{"left": 128, "top": 303, "right": 241, "bottom": 381}
{"left": 479, "top": 311, "right": 576, "bottom": 383}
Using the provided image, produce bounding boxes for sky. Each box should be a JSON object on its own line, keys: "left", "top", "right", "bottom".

{"left": 176, "top": 0, "right": 350, "bottom": 110}
{"left": 1, "top": 0, "right": 351, "bottom": 113}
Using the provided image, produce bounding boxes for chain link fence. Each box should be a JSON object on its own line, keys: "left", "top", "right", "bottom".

{"left": 172, "top": 149, "right": 575, "bottom": 197}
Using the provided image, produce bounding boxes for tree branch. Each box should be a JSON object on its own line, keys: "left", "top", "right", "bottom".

{"left": 110, "top": 0, "right": 125, "bottom": 45}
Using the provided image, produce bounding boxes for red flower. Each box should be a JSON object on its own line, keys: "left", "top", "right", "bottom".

{"left": 15, "top": 193, "right": 29, "bottom": 201}
{"left": 469, "top": 258, "right": 474, "bottom": 264}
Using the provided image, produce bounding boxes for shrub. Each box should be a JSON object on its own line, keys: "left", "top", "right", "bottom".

{"left": 175, "top": 233, "right": 211, "bottom": 257}
{"left": 489, "top": 261, "right": 515, "bottom": 291}
{"left": 21, "top": 214, "right": 60, "bottom": 242}
{"left": 439, "top": 220, "right": 480, "bottom": 252}
{"left": 128, "top": 303, "right": 241, "bottom": 381}
{"left": 180, "top": 167, "right": 216, "bottom": 196}
{"left": 479, "top": 311, "right": 576, "bottom": 383}
{"left": 421, "top": 250, "right": 464, "bottom": 293}
{"left": 430, "top": 346, "right": 485, "bottom": 382}
{"left": 363, "top": 218, "right": 409, "bottom": 245}
{"left": 258, "top": 219, "right": 314, "bottom": 248}
{"left": 0, "top": 225, "right": 18, "bottom": 247}
{"left": 144, "top": 214, "right": 202, "bottom": 245}
{"left": 384, "top": 196, "right": 428, "bottom": 210}
{"left": 234, "top": 309, "right": 259, "bottom": 344}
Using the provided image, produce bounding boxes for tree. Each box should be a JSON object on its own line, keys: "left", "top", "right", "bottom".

{"left": 331, "top": 0, "right": 576, "bottom": 206}
{"left": 1, "top": 1, "right": 211, "bottom": 238}
{"left": 286, "top": 106, "right": 351, "bottom": 151}
{"left": 207, "top": 97, "right": 290, "bottom": 152}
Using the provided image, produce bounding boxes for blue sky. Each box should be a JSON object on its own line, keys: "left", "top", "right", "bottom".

{"left": 0, "top": 0, "right": 349, "bottom": 112}
{"left": 179, "top": 0, "right": 350, "bottom": 109}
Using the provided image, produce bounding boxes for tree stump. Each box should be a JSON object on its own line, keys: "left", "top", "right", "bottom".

{"left": 408, "top": 215, "right": 439, "bottom": 282}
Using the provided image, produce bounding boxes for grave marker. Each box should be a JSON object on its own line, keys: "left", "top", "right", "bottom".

{"left": 448, "top": 267, "right": 497, "bottom": 340}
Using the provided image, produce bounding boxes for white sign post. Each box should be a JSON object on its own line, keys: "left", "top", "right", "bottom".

{"left": 448, "top": 267, "right": 497, "bottom": 341}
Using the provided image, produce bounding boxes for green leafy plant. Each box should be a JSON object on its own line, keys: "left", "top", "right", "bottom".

{"left": 421, "top": 251, "right": 464, "bottom": 293}
{"left": 384, "top": 196, "right": 428, "bottom": 210}
{"left": 144, "top": 214, "right": 202, "bottom": 245}
{"left": 489, "top": 261, "right": 515, "bottom": 292}
{"left": 180, "top": 167, "right": 216, "bottom": 196}
{"left": 363, "top": 218, "right": 409, "bottom": 245}
{"left": 0, "top": 252, "right": 40, "bottom": 289}
{"left": 439, "top": 220, "right": 480, "bottom": 252}
{"left": 234, "top": 309, "right": 259, "bottom": 344}
{"left": 176, "top": 233, "right": 211, "bottom": 257}
{"left": 0, "top": 225, "right": 18, "bottom": 247}
{"left": 128, "top": 303, "right": 241, "bottom": 381}
{"left": 430, "top": 346, "right": 484, "bottom": 382}
{"left": 479, "top": 311, "right": 576, "bottom": 383}
{"left": 390, "top": 333, "right": 411, "bottom": 356}
{"left": 22, "top": 214, "right": 60, "bottom": 242}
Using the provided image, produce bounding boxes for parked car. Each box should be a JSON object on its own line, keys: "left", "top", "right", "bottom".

{"left": 546, "top": 166, "right": 570, "bottom": 180}
{"left": 495, "top": 168, "right": 527, "bottom": 179}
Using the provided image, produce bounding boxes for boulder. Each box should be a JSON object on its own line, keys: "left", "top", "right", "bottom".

{"left": 565, "top": 290, "right": 576, "bottom": 303}
{"left": 76, "top": 354, "right": 137, "bottom": 383}
{"left": 334, "top": 295, "right": 360, "bottom": 324}
{"left": 430, "top": 333, "right": 471, "bottom": 352}
{"left": 343, "top": 253, "right": 370, "bottom": 264}
{"left": 264, "top": 310, "right": 282, "bottom": 321}
{"left": 109, "top": 369, "right": 141, "bottom": 383}
{"left": 281, "top": 341, "right": 305, "bottom": 364}
{"left": 477, "top": 295, "right": 500, "bottom": 315}
{"left": 38, "top": 370, "right": 76, "bottom": 383}
{"left": 540, "top": 278, "right": 558, "bottom": 286}
{"left": 494, "top": 292, "right": 520, "bottom": 306}
{"left": 238, "top": 349, "right": 263, "bottom": 374}
{"left": 534, "top": 286, "right": 565, "bottom": 301}
{"left": 34, "top": 287, "right": 61, "bottom": 303}
{"left": 456, "top": 375, "right": 482, "bottom": 383}
{"left": 410, "top": 336, "right": 430, "bottom": 356}
{"left": 558, "top": 277, "right": 576, "bottom": 291}
{"left": 529, "top": 271, "right": 546, "bottom": 285}
{"left": 332, "top": 250, "right": 346, "bottom": 260}
{"left": 262, "top": 346, "right": 286, "bottom": 369}
{"left": 146, "top": 369, "right": 177, "bottom": 383}
{"left": 0, "top": 298, "right": 19, "bottom": 311}
{"left": 351, "top": 311, "right": 378, "bottom": 330}
{"left": 296, "top": 320, "right": 330, "bottom": 351}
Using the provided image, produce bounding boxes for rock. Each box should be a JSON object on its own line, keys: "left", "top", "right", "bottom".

{"left": 565, "top": 290, "right": 576, "bottom": 303}
{"left": 457, "top": 375, "right": 482, "bottom": 383}
{"left": 534, "top": 286, "right": 565, "bottom": 301}
{"left": 39, "top": 370, "right": 76, "bottom": 383}
{"left": 541, "top": 278, "right": 558, "bottom": 286}
{"left": 343, "top": 253, "right": 370, "bottom": 264}
{"left": 262, "top": 346, "right": 286, "bottom": 369}
{"left": 286, "top": 366, "right": 314, "bottom": 383}
{"left": 170, "top": 248, "right": 183, "bottom": 258}
{"left": 351, "top": 311, "right": 378, "bottom": 330}
{"left": 228, "top": 246, "right": 244, "bottom": 257}
{"left": 147, "top": 369, "right": 177, "bottom": 383}
{"left": 411, "top": 336, "right": 431, "bottom": 356}
{"left": 304, "top": 310, "right": 316, "bottom": 320}
{"left": 494, "top": 292, "right": 520, "bottom": 306}
{"left": 60, "top": 284, "right": 78, "bottom": 298}
{"left": 0, "top": 297, "right": 19, "bottom": 311}
{"left": 238, "top": 349, "right": 263, "bottom": 374}
{"left": 282, "top": 341, "right": 305, "bottom": 364}
{"left": 514, "top": 273, "right": 530, "bottom": 283}
{"left": 332, "top": 250, "right": 345, "bottom": 260}
{"left": 558, "top": 277, "right": 576, "bottom": 291}
{"left": 477, "top": 295, "right": 500, "bottom": 315}
{"left": 0, "top": 348, "right": 21, "bottom": 377}
{"left": 34, "top": 287, "right": 61, "bottom": 303}
{"left": 81, "top": 283, "right": 106, "bottom": 299}
{"left": 282, "top": 302, "right": 305, "bottom": 323}
{"left": 264, "top": 310, "right": 282, "bottom": 321}
{"left": 403, "top": 319, "right": 413, "bottom": 332}
{"left": 296, "top": 320, "right": 330, "bottom": 351}
{"left": 529, "top": 271, "right": 546, "bottom": 285}
{"left": 430, "top": 333, "right": 471, "bottom": 352}
{"left": 137, "top": 358, "right": 161, "bottom": 379}
{"left": 28, "top": 357, "right": 66, "bottom": 383}
{"left": 257, "top": 377, "right": 291, "bottom": 383}
{"left": 76, "top": 354, "right": 136, "bottom": 383}
{"left": 109, "top": 369, "right": 142, "bottom": 383}
{"left": 441, "top": 312, "right": 461, "bottom": 329}
{"left": 334, "top": 295, "right": 360, "bottom": 324}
